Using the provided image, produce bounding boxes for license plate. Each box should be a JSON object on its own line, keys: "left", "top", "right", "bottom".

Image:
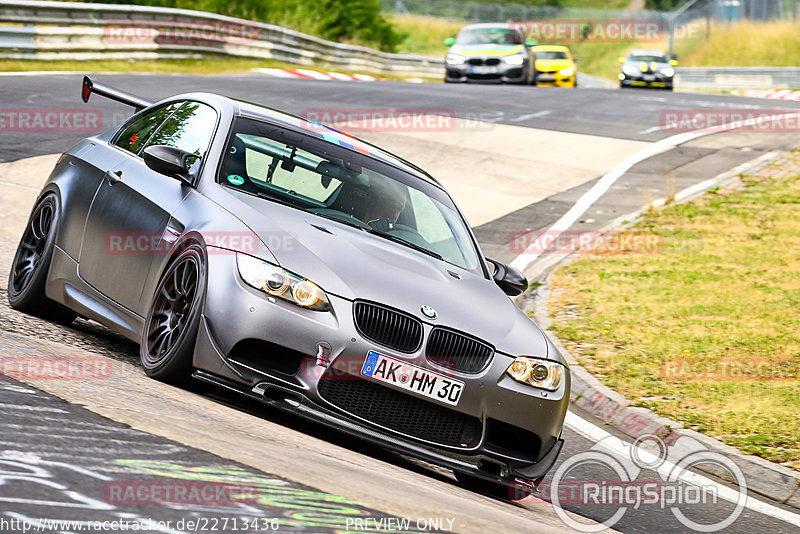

{"left": 644, "top": 74, "right": 655, "bottom": 81}
{"left": 470, "top": 66, "right": 497, "bottom": 75}
{"left": 537, "top": 75, "right": 555, "bottom": 82}
{"left": 361, "top": 351, "right": 464, "bottom": 406}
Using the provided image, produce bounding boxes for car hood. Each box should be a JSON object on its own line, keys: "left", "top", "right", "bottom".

{"left": 535, "top": 59, "right": 574, "bottom": 70}
{"left": 450, "top": 44, "right": 525, "bottom": 57}
{"left": 205, "top": 185, "right": 551, "bottom": 359}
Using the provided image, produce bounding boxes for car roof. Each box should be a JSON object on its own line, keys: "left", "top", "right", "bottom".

{"left": 460, "top": 23, "right": 522, "bottom": 31}
{"left": 225, "top": 97, "right": 442, "bottom": 187}
{"left": 629, "top": 49, "right": 668, "bottom": 57}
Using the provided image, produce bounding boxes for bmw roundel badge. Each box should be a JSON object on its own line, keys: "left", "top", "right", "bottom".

{"left": 420, "top": 305, "right": 437, "bottom": 320}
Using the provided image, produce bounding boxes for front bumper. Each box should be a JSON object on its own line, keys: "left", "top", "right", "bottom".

{"left": 446, "top": 61, "right": 526, "bottom": 84}
{"left": 619, "top": 73, "right": 673, "bottom": 88}
{"left": 536, "top": 71, "right": 576, "bottom": 87}
{"left": 192, "top": 251, "right": 569, "bottom": 483}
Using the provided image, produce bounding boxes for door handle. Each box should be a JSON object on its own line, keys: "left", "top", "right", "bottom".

{"left": 105, "top": 170, "right": 122, "bottom": 184}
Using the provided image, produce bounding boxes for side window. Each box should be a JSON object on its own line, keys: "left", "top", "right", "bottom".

{"left": 113, "top": 102, "right": 181, "bottom": 154}
{"left": 143, "top": 101, "right": 217, "bottom": 172}
{"left": 408, "top": 188, "right": 451, "bottom": 245}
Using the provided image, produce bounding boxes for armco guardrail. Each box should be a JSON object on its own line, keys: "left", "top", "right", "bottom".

{"left": 0, "top": 0, "right": 445, "bottom": 77}
{"left": 676, "top": 67, "right": 800, "bottom": 90}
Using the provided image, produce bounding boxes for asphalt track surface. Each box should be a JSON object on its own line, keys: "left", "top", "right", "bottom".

{"left": 2, "top": 73, "right": 800, "bottom": 533}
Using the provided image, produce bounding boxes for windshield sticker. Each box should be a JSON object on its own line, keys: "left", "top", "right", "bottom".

{"left": 226, "top": 174, "right": 245, "bottom": 186}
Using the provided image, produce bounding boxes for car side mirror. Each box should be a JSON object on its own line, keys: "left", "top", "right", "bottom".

{"left": 444, "top": 37, "right": 455, "bottom": 46}
{"left": 142, "top": 145, "right": 196, "bottom": 184}
{"left": 486, "top": 258, "right": 528, "bottom": 296}
{"left": 524, "top": 38, "right": 537, "bottom": 46}
{"left": 670, "top": 59, "right": 678, "bottom": 66}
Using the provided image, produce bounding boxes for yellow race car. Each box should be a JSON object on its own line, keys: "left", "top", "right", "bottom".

{"left": 531, "top": 45, "right": 577, "bottom": 88}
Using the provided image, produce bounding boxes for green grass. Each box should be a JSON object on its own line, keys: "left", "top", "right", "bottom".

{"left": 392, "top": 15, "right": 465, "bottom": 56}
{"left": 548, "top": 153, "right": 800, "bottom": 469}
{"left": 567, "top": 41, "right": 636, "bottom": 80}
{"left": 678, "top": 20, "right": 800, "bottom": 67}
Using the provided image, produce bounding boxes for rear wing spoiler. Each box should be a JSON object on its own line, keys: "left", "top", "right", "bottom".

{"left": 81, "top": 76, "right": 153, "bottom": 112}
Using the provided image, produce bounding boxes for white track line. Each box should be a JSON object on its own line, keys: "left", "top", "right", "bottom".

{"left": 509, "top": 110, "right": 800, "bottom": 272}
{"left": 638, "top": 125, "right": 661, "bottom": 135}
{"left": 0, "top": 180, "right": 40, "bottom": 191}
{"left": 565, "top": 412, "right": 800, "bottom": 527}
{"left": 512, "top": 110, "right": 551, "bottom": 122}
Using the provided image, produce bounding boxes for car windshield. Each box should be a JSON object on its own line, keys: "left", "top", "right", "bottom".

{"left": 456, "top": 27, "right": 523, "bottom": 45}
{"left": 536, "top": 51, "right": 568, "bottom": 60}
{"left": 218, "top": 118, "right": 482, "bottom": 273}
{"left": 629, "top": 53, "right": 667, "bottom": 63}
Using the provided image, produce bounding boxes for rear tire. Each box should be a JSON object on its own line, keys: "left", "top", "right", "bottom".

{"left": 7, "top": 193, "right": 77, "bottom": 324}
{"left": 140, "top": 243, "right": 206, "bottom": 384}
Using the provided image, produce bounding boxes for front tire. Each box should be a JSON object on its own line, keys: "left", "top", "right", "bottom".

{"left": 8, "top": 193, "right": 77, "bottom": 324}
{"left": 140, "top": 243, "right": 206, "bottom": 383}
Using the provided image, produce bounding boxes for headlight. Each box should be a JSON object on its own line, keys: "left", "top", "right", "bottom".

{"left": 504, "top": 54, "right": 525, "bottom": 65}
{"left": 506, "top": 357, "right": 565, "bottom": 391}
{"left": 446, "top": 54, "right": 466, "bottom": 65}
{"left": 622, "top": 64, "right": 639, "bottom": 76}
{"left": 560, "top": 67, "right": 575, "bottom": 76}
{"left": 661, "top": 67, "right": 675, "bottom": 77}
{"left": 236, "top": 253, "right": 330, "bottom": 311}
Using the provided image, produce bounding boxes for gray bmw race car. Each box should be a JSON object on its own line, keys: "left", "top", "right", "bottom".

{"left": 444, "top": 23, "right": 537, "bottom": 84}
{"left": 8, "top": 77, "right": 569, "bottom": 495}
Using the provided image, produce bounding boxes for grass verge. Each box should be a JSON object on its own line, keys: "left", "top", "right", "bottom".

{"left": 679, "top": 21, "right": 800, "bottom": 68}
{"left": 0, "top": 56, "right": 436, "bottom": 82}
{"left": 392, "top": 15, "right": 465, "bottom": 57}
{"left": 548, "top": 150, "right": 800, "bottom": 470}
{"left": 0, "top": 57, "right": 290, "bottom": 75}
